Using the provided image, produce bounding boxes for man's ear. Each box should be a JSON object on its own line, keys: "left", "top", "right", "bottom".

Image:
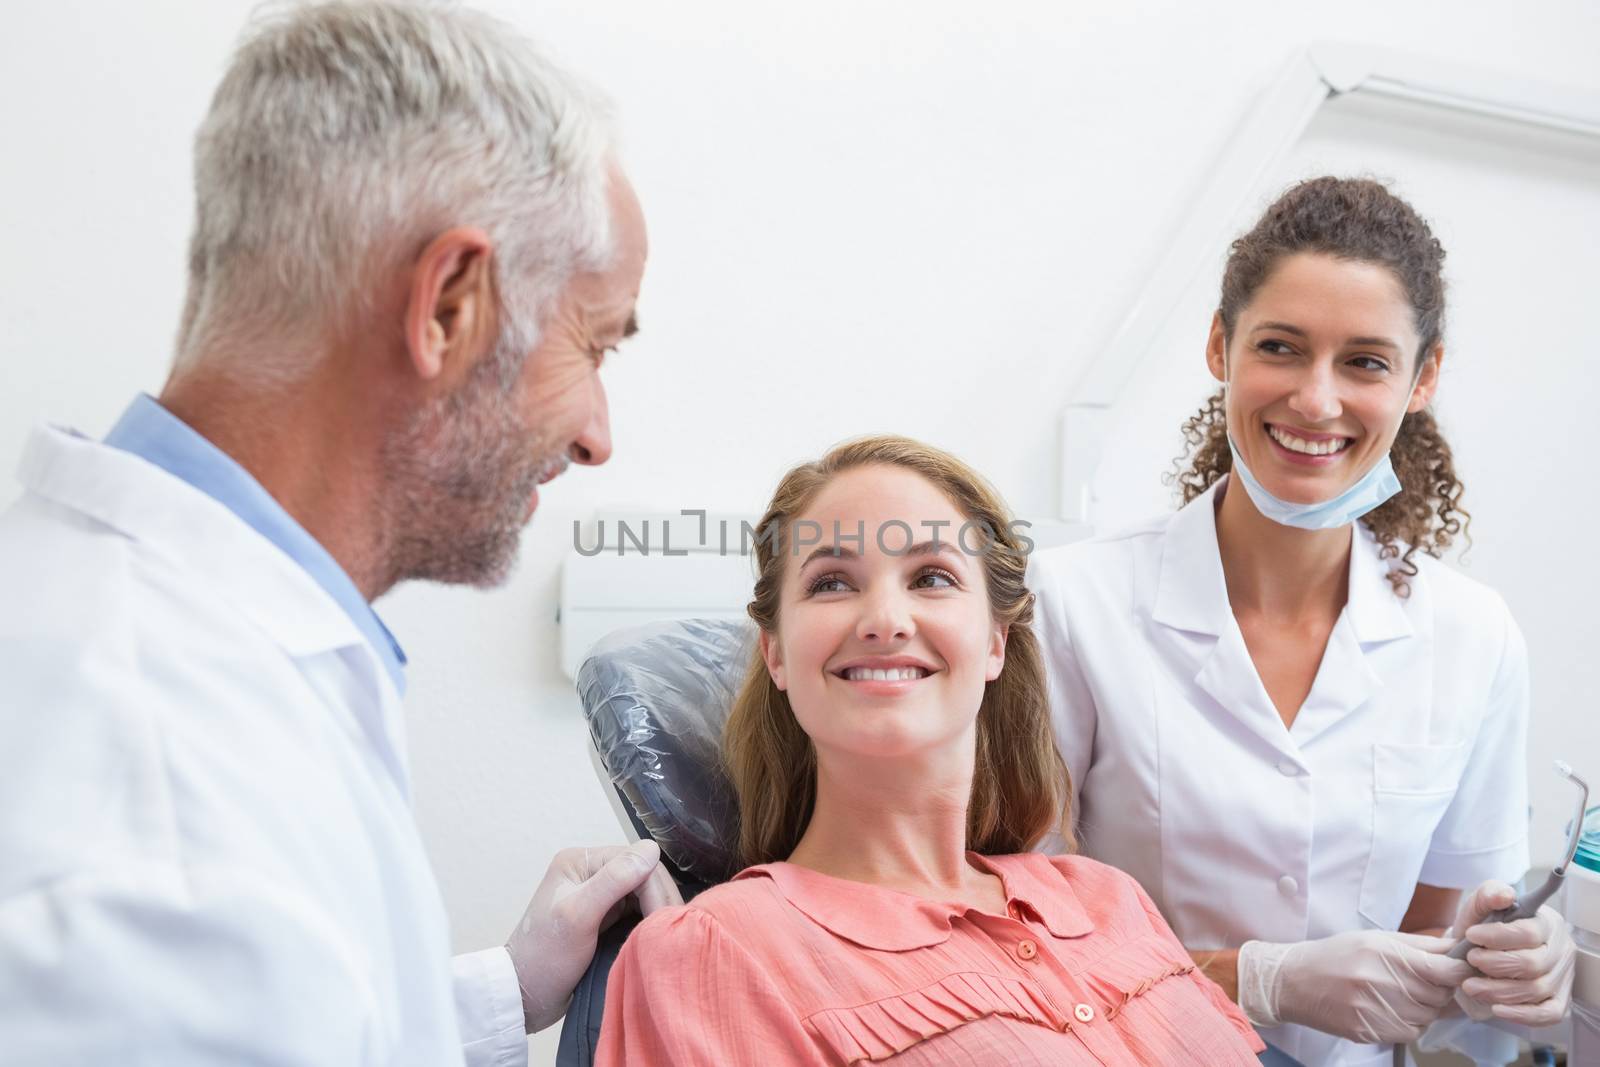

{"left": 986, "top": 623, "right": 1007, "bottom": 683}
{"left": 759, "top": 628, "right": 787, "bottom": 691}
{"left": 405, "top": 227, "right": 495, "bottom": 383}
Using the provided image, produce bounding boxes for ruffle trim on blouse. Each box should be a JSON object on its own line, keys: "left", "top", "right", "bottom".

{"left": 806, "top": 970, "right": 1068, "bottom": 1064}
{"left": 1079, "top": 935, "right": 1264, "bottom": 1065}
{"left": 1073, "top": 933, "right": 1198, "bottom": 1016}
{"left": 1088, "top": 961, "right": 1195, "bottom": 1020}
{"left": 804, "top": 938, "right": 1206, "bottom": 1064}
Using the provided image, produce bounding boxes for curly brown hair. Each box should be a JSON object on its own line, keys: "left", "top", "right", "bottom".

{"left": 1172, "top": 177, "right": 1469, "bottom": 596}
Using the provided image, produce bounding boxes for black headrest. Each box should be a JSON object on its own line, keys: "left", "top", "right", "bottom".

{"left": 576, "top": 617, "right": 754, "bottom": 887}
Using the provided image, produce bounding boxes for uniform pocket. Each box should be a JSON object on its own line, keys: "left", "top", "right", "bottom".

{"left": 1357, "top": 741, "right": 1471, "bottom": 929}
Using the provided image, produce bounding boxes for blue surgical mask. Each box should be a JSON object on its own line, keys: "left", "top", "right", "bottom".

{"left": 1227, "top": 436, "right": 1401, "bottom": 531}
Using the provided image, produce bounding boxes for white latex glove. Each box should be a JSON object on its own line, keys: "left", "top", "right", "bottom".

{"left": 1238, "top": 929, "right": 1475, "bottom": 1045}
{"left": 505, "top": 839, "right": 683, "bottom": 1033}
{"left": 1448, "top": 880, "right": 1575, "bottom": 1027}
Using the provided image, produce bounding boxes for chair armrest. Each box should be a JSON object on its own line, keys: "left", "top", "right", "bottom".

{"left": 555, "top": 915, "right": 641, "bottom": 1067}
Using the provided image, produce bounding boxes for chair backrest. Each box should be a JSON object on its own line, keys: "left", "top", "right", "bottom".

{"left": 558, "top": 618, "right": 754, "bottom": 1066}
{"left": 577, "top": 616, "right": 755, "bottom": 889}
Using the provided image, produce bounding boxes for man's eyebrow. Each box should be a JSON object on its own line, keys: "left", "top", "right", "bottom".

{"left": 595, "top": 311, "right": 638, "bottom": 350}
{"left": 1252, "top": 321, "right": 1400, "bottom": 350}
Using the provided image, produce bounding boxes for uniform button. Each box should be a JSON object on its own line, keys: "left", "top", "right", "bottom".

{"left": 1074, "top": 1003, "right": 1095, "bottom": 1023}
{"left": 1278, "top": 875, "right": 1299, "bottom": 896}
{"left": 1276, "top": 760, "right": 1300, "bottom": 776}
{"left": 1016, "top": 939, "right": 1038, "bottom": 960}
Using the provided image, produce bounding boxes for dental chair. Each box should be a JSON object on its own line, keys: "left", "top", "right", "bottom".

{"left": 557, "top": 617, "right": 751, "bottom": 1067}
{"left": 557, "top": 617, "right": 1302, "bottom": 1067}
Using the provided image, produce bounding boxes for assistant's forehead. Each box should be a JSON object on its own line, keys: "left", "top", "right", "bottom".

{"left": 1242, "top": 253, "right": 1418, "bottom": 340}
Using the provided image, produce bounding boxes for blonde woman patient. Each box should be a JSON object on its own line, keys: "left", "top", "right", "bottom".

{"left": 595, "top": 436, "right": 1266, "bottom": 1065}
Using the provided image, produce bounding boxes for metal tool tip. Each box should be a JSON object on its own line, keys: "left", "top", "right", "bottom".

{"left": 1556, "top": 759, "right": 1574, "bottom": 779}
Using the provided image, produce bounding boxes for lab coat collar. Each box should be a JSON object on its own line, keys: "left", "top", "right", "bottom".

{"left": 1154, "top": 477, "right": 1411, "bottom": 752}
{"left": 1152, "top": 478, "right": 1413, "bottom": 645}
{"left": 738, "top": 852, "right": 1095, "bottom": 951}
{"left": 19, "top": 425, "right": 413, "bottom": 796}
{"left": 1151, "top": 481, "right": 1232, "bottom": 637}
{"left": 104, "top": 393, "right": 408, "bottom": 694}
{"left": 19, "top": 425, "right": 369, "bottom": 661}
{"left": 1285, "top": 523, "right": 1412, "bottom": 744}
{"left": 1344, "top": 522, "right": 1414, "bottom": 644}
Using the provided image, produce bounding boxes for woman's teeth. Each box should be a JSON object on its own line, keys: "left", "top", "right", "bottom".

{"left": 1268, "top": 425, "right": 1351, "bottom": 456}
{"left": 843, "top": 667, "right": 928, "bottom": 682}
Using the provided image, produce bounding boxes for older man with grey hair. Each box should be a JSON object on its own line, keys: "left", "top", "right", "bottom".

{"left": 0, "top": 3, "right": 678, "bottom": 1063}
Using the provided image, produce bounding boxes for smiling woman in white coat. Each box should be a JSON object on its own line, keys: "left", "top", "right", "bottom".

{"left": 1029, "top": 177, "right": 1575, "bottom": 1067}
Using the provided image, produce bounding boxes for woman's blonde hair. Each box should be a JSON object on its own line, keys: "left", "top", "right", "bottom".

{"left": 723, "top": 435, "right": 1072, "bottom": 868}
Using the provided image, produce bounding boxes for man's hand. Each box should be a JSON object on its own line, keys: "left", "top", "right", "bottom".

{"left": 1449, "top": 880, "right": 1575, "bottom": 1027}
{"left": 505, "top": 840, "right": 682, "bottom": 1033}
{"left": 1238, "top": 929, "right": 1474, "bottom": 1045}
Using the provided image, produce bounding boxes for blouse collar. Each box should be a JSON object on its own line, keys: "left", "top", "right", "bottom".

{"left": 733, "top": 852, "right": 1095, "bottom": 951}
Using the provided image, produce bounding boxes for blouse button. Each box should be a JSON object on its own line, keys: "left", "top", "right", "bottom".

{"left": 1278, "top": 875, "right": 1299, "bottom": 896}
{"left": 1074, "top": 1003, "right": 1095, "bottom": 1024}
{"left": 1016, "top": 939, "right": 1038, "bottom": 960}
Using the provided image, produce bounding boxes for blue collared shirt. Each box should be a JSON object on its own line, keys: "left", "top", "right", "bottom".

{"left": 104, "top": 394, "right": 407, "bottom": 695}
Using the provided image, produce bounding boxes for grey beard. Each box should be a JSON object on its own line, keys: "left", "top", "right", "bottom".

{"left": 380, "top": 349, "right": 550, "bottom": 590}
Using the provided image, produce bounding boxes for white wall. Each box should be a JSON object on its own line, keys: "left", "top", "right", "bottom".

{"left": 3, "top": 3, "right": 1597, "bottom": 1062}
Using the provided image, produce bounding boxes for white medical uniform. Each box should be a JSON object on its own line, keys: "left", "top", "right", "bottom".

{"left": 0, "top": 426, "right": 525, "bottom": 1066}
{"left": 1029, "top": 479, "right": 1529, "bottom": 1067}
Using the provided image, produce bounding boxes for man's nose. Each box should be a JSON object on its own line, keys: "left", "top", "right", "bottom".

{"left": 569, "top": 376, "right": 612, "bottom": 466}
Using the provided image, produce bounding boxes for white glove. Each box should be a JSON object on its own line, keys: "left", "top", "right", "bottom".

{"left": 505, "top": 839, "right": 683, "bottom": 1033}
{"left": 1448, "top": 880, "right": 1576, "bottom": 1027}
{"left": 1238, "top": 929, "right": 1475, "bottom": 1045}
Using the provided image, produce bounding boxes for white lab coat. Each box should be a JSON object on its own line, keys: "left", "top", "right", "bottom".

{"left": 0, "top": 427, "right": 525, "bottom": 1067}
{"left": 1029, "top": 480, "right": 1530, "bottom": 1067}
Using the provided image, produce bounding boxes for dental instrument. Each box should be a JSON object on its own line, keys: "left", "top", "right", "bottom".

{"left": 1392, "top": 761, "right": 1589, "bottom": 1067}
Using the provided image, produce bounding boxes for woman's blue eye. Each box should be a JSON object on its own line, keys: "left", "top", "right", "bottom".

{"left": 913, "top": 568, "right": 958, "bottom": 589}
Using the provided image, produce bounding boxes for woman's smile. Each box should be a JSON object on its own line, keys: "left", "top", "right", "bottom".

{"left": 830, "top": 655, "right": 942, "bottom": 695}
{"left": 1264, "top": 422, "right": 1356, "bottom": 468}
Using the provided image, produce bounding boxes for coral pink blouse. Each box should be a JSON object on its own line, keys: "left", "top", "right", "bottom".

{"left": 596, "top": 852, "right": 1264, "bottom": 1065}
